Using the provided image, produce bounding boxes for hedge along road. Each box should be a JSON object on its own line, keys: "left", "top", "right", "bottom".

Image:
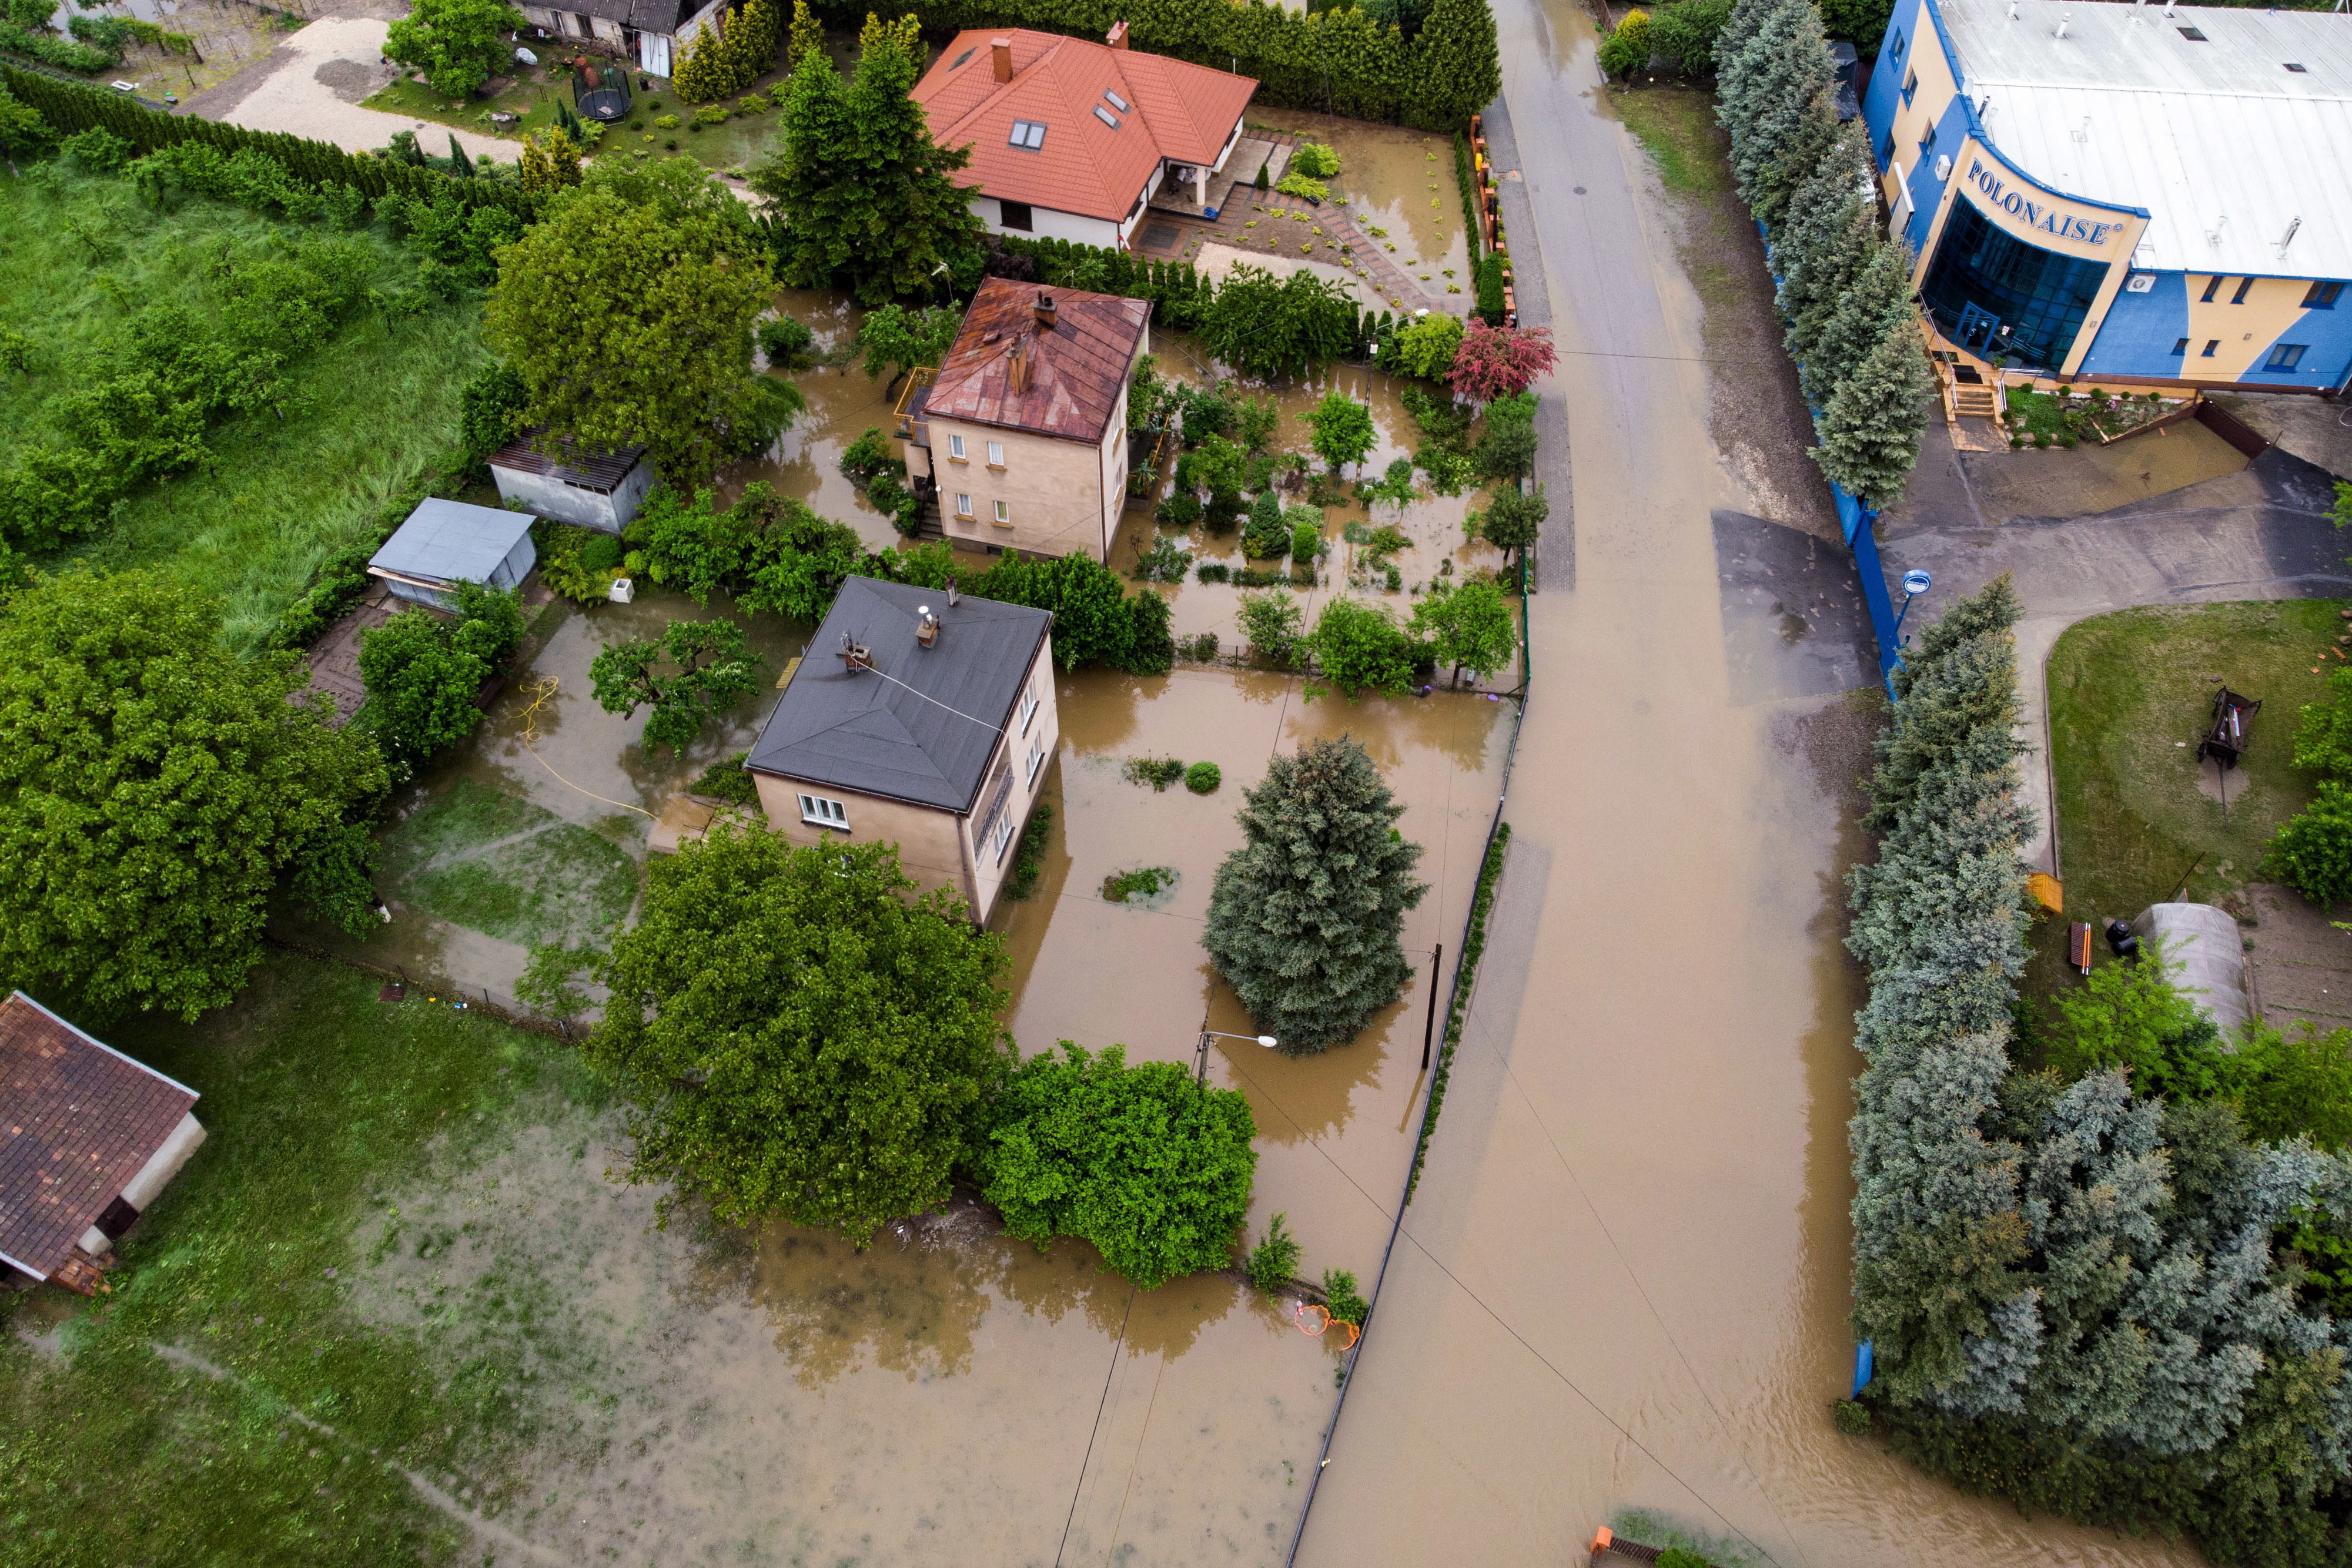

{"left": 1292, "top": 2, "right": 2209, "bottom": 1565}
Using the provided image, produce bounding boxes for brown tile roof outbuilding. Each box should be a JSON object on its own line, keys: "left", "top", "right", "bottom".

{"left": 912, "top": 26, "right": 1257, "bottom": 223}
{"left": 0, "top": 993, "right": 197, "bottom": 1280}
{"left": 926, "top": 277, "right": 1152, "bottom": 444}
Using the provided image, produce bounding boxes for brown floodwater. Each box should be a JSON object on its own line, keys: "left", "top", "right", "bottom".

{"left": 1292, "top": 4, "right": 2211, "bottom": 1567}
{"left": 1249, "top": 108, "right": 1474, "bottom": 296}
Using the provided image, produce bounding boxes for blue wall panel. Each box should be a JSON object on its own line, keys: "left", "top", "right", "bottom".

{"left": 1900, "top": 95, "right": 1972, "bottom": 256}
{"left": 2247, "top": 304, "right": 2352, "bottom": 390}
{"left": 2076, "top": 271, "right": 2188, "bottom": 380}
{"left": 1862, "top": 0, "right": 1928, "bottom": 170}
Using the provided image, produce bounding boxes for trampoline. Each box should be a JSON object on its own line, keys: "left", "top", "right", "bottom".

{"left": 573, "top": 62, "right": 633, "bottom": 124}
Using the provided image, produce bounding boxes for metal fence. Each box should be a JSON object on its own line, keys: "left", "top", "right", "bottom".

{"left": 261, "top": 930, "right": 583, "bottom": 1043}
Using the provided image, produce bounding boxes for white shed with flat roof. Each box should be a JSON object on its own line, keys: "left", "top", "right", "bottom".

{"left": 367, "top": 498, "right": 537, "bottom": 611}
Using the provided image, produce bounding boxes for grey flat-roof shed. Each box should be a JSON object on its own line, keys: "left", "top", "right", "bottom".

{"left": 488, "top": 433, "right": 653, "bottom": 535}
{"left": 368, "top": 499, "right": 538, "bottom": 611}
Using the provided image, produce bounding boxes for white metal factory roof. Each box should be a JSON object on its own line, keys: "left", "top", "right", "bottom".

{"left": 1935, "top": 0, "right": 2352, "bottom": 277}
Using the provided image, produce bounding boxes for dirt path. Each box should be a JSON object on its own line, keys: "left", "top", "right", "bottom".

{"left": 185, "top": 15, "right": 516, "bottom": 163}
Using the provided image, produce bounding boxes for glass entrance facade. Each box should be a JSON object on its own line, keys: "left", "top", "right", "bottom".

{"left": 1919, "top": 198, "right": 2110, "bottom": 370}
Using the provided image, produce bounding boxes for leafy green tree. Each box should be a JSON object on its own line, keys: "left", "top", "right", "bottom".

{"left": 1321, "top": 1267, "right": 1368, "bottom": 1326}
{"left": 1819, "top": 0, "right": 1894, "bottom": 49}
{"left": 1812, "top": 316, "right": 1933, "bottom": 504}
{"left": 1598, "top": 8, "right": 1652, "bottom": 77}
{"left": 2230, "top": 1020, "right": 2352, "bottom": 1150}
{"left": 484, "top": 188, "right": 783, "bottom": 487}
{"left": 978, "top": 1041, "right": 1259, "bottom": 1289}
{"left": 758, "top": 314, "right": 818, "bottom": 370}
{"left": 1246, "top": 1211, "right": 1303, "bottom": 1294}
{"left": 1408, "top": 0, "right": 1502, "bottom": 128}
{"left": 0, "top": 82, "right": 55, "bottom": 179}
{"left": 1410, "top": 579, "right": 1518, "bottom": 685}
{"left": 2267, "top": 780, "right": 2352, "bottom": 903}
{"left": 0, "top": 571, "right": 386, "bottom": 1017}
{"left": 589, "top": 619, "right": 768, "bottom": 753}
{"left": 672, "top": 7, "right": 748, "bottom": 102}
{"left": 748, "top": 13, "right": 985, "bottom": 305}
{"left": 459, "top": 361, "right": 526, "bottom": 462}
{"left": 1306, "top": 389, "right": 1377, "bottom": 476}
{"left": 358, "top": 584, "right": 522, "bottom": 775}
{"left": 384, "top": 0, "right": 524, "bottom": 99}
{"left": 1238, "top": 587, "right": 1305, "bottom": 666}
{"left": 787, "top": 0, "right": 822, "bottom": 67}
{"left": 290, "top": 822, "right": 383, "bottom": 938}
{"left": 727, "top": 0, "right": 781, "bottom": 83}
{"left": 1203, "top": 736, "right": 1427, "bottom": 1054}
{"left": 1480, "top": 483, "right": 1548, "bottom": 561}
{"left": 1366, "top": 455, "right": 1422, "bottom": 525}
{"left": 1652, "top": 0, "right": 1733, "bottom": 73}
{"left": 1202, "top": 263, "right": 1357, "bottom": 378}
{"left": 1474, "top": 392, "right": 1539, "bottom": 481}
{"left": 585, "top": 827, "right": 1016, "bottom": 1243}
{"left": 1309, "top": 596, "right": 1421, "bottom": 698}
{"left": 857, "top": 301, "right": 961, "bottom": 384}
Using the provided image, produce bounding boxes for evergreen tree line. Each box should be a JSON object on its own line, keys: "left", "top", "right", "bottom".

{"left": 1846, "top": 576, "right": 2352, "bottom": 1565}
{"left": 0, "top": 63, "right": 533, "bottom": 222}
{"left": 1712, "top": 0, "right": 1931, "bottom": 507}
{"left": 794, "top": 0, "right": 1500, "bottom": 133}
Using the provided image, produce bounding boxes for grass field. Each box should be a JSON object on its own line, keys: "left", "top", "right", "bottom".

{"left": 366, "top": 66, "right": 788, "bottom": 175}
{"left": 0, "top": 165, "right": 486, "bottom": 650}
{"left": 2026, "top": 599, "right": 2349, "bottom": 1004}
{"left": 0, "top": 953, "right": 597, "bottom": 1565}
{"left": 1610, "top": 83, "right": 1734, "bottom": 198}
{"left": 379, "top": 780, "right": 643, "bottom": 947}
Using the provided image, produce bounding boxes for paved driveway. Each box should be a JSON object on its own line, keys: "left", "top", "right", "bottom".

{"left": 185, "top": 15, "right": 516, "bottom": 165}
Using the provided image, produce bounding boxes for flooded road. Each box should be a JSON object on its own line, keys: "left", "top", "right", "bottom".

{"left": 1294, "top": 2, "right": 2206, "bottom": 1564}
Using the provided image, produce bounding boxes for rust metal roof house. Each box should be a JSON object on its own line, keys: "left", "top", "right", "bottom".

{"left": 0, "top": 993, "right": 205, "bottom": 1296}
{"left": 898, "top": 279, "right": 1152, "bottom": 561}
{"left": 912, "top": 22, "right": 1258, "bottom": 250}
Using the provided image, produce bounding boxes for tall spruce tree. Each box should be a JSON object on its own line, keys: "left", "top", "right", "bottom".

{"left": 1719, "top": 0, "right": 1834, "bottom": 224}
{"left": 1407, "top": 0, "right": 1503, "bottom": 123}
{"left": 1753, "top": 84, "right": 1838, "bottom": 236}
{"left": 1812, "top": 315, "right": 1933, "bottom": 504}
{"left": 748, "top": 14, "right": 982, "bottom": 304}
{"left": 1786, "top": 202, "right": 1878, "bottom": 376}
{"left": 788, "top": 0, "right": 822, "bottom": 68}
{"left": 1799, "top": 234, "right": 1913, "bottom": 408}
{"left": 728, "top": 0, "right": 780, "bottom": 85}
{"left": 1202, "top": 736, "right": 1428, "bottom": 1055}
{"left": 1773, "top": 120, "right": 1873, "bottom": 321}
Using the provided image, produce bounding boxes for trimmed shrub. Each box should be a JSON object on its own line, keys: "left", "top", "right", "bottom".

{"left": 1185, "top": 760, "right": 1221, "bottom": 794}
{"left": 1289, "top": 142, "right": 1340, "bottom": 178}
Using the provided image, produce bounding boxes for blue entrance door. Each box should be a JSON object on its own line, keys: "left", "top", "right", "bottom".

{"left": 1956, "top": 302, "right": 2001, "bottom": 355}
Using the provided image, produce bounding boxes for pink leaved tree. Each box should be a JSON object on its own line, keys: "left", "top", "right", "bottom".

{"left": 1444, "top": 321, "right": 1558, "bottom": 404}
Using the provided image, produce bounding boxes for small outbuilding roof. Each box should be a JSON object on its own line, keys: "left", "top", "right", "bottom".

{"left": 2134, "top": 902, "right": 2251, "bottom": 1041}
{"left": 489, "top": 431, "right": 645, "bottom": 494}
{"left": 0, "top": 993, "right": 198, "bottom": 1281}
{"left": 746, "top": 577, "right": 1053, "bottom": 813}
{"left": 926, "top": 278, "right": 1151, "bottom": 444}
{"left": 370, "top": 498, "right": 535, "bottom": 588}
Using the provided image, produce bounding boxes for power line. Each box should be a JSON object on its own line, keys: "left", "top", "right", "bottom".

{"left": 1052, "top": 1284, "right": 1137, "bottom": 1568}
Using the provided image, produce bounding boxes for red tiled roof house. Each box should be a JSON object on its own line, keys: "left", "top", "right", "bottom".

{"left": 901, "top": 277, "right": 1152, "bottom": 562}
{"left": 0, "top": 993, "right": 205, "bottom": 1296}
{"left": 911, "top": 22, "right": 1259, "bottom": 252}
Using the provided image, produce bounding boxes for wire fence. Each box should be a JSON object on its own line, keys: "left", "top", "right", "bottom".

{"left": 260, "top": 930, "right": 583, "bottom": 1044}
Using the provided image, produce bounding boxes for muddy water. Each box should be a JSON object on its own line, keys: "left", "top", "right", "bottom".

{"left": 720, "top": 288, "right": 911, "bottom": 554}
{"left": 279, "top": 584, "right": 814, "bottom": 998}
{"left": 998, "top": 667, "right": 1512, "bottom": 1287}
{"left": 1291, "top": 2, "right": 2209, "bottom": 1566}
{"left": 357, "top": 1108, "right": 1341, "bottom": 1565}
{"left": 1250, "top": 108, "right": 1473, "bottom": 296}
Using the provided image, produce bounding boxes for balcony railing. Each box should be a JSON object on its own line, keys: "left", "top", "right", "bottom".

{"left": 892, "top": 366, "right": 938, "bottom": 445}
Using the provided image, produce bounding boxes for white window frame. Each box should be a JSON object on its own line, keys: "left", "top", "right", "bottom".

{"left": 993, "top": 499, "right": 1010, "bottom": 524}
{"left": 1025, "top": 739, "right": 1045, "bottom": 783}
{"left": 1018, "top": 681, "right": 1040, "bottom": 736}
{"left": 986, "top": 440, "right": 1005, "bottom": 468}
{"left": 797, "top": 793, "right": 848, "bottom": 830}
{"left": 986, "top": 810, "right": 1016, "bottom": 863}
{"left": 955, "top": 492, "right": 973, "bottom": 518}
{"left": 948, "top": 433, "right": 966, "bottom": 461}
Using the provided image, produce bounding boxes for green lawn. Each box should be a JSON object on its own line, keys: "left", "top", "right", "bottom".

{"left": 379, "top": 780, "right": 642, "bottom": 947}
{"left": 0, "top": 166, "right": 486, "bottom": 651}
{"left": 1610, "top": 83, "right": 1734, "bottom": 198}
{"left": 0, "top": 953, "right": 596, "bottom": 1566}
{"left": 366, "top": 68, "right": 788, "bottom": 175}
{"left": 2028, "top": 599, "right": 2348, "bottom": 1004}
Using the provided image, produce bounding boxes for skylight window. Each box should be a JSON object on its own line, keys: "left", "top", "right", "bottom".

{"left": 1093, "top": 105, "right": 1121, "bottom": 129}
{"left": 1103, "top": 88, "right": 1130, "bottom": 112}
{"left": 1008, "top": 120, "right": 1047, "bottom": 150}
{"left": 2177, "top": 25, "right": 2207, "bottom": 41}
{"left": 2286, "top": 62, "right": 2309, "bottom": 73}
{"left": 951, "top": 46, "right": 975, "bottom": 69}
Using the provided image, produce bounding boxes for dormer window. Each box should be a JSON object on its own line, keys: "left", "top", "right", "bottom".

{"left": 1103, "top": 88, "right": 1129, "bottom": 112}
{"left": 1009, "top": 120, "right": 1047, "bottom": 150}
{"left": 1093, "top": 105, "right": 1121, "bottom": 129}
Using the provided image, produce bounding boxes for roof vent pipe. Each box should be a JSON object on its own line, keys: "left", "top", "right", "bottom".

{"left": 916, "top": 607, "right": 941, "bottom": 649}
{"left": 1033, "top": 291, "right": 1059, "bottom": 331}
{"left": 2008, "top": 1, "right": 2018, "bottom": 15}
{"left": 839, "top": 631, "right": 872, "bottom": 670}
{"left": 946, "top": 578, "right": 960, "bottom": 608}
{"left": 2055, "top": 13, "right": 2069, "bottom": 38}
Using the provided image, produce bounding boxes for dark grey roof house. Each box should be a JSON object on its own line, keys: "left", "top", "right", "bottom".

{"left": 745, "top": 577, "right": 1060, "bottom": 923}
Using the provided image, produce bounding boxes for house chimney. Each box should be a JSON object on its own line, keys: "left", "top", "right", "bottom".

{"left": 1106, "top": 19, "right": 1129, "bottom": 49}
{"left": 838, "top": 631, "right": 872, "bottom": 670}
{"left": 946, "top": 578, "right": 960, "bottom": 608}
{"left": 1033, "top": 290, "right": 1058, "bottom": 331}
{"left": 916, "top": 606, "right": 941, "bottom": 648}
{"left": 1007, "top": 334, "right": 1033, "bottom": 394}
{"left": 991, "top": 36, "right": 1012, "bottom": 82}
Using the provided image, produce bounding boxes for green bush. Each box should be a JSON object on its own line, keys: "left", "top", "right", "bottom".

{"left": 1242, "top": 488, "right": 1289, "bottom": 558}
{"left": 1476, "top": 253, "right": 1505, "bottom": 324}
{"left": 1597, "top": 8, "right": 1651, "bottom": 77}
{"left": 1185, "top": 760, "right": 1221, "bottom": 794}
{"left": 2268, "top": 781, "right": 2352, "bottom": 903}
{"left": 1274, "top": 171, "right": 1328, "bottom": 202}
{"left": 757, "top": 314, "right": 815, "bottom": 369}
{"left": 689, "top": 751, "right": 760, "bottom": 805}
{"left": 1157, "top": 491, "right": 1203, "bottom": 528}
{"left": 1195, "top": 561, "right": 1230, "bottom": 584}
{"left": 1103, "top": 865, "right": 1176, "bottom": 902}
{"left": 1830, "top": 1401, "right": 1871, "bottom": 1437}
{"left": 839, "top": 425, "right": 897, "bottom": 486}
{"left": 1321, "top": 1267, "right": 1367, "bottom": 1325}
{"left": 1289, "top": 142, "right": 1340, "bottom": 179}
{"left": 1123, "top": 755, "right": 1187, "bottom": 791}
{"left": 978, "top": 1042, "right": 1257, "bottom": 1289}
{"left": 653, "top": 113, "right": 681, "bottom": 129}
{"left": 1309, "top": 595, "right": 1420, "bottom": 696}
{"left": 1176, "top": 630, "right": 1220, "bottom": 661}
{"left": 1005, "top": 803, "right": 1053, "bottom": 901}
{"left": 1245, "top": 1210, "right": 1301, "bottom": 1292}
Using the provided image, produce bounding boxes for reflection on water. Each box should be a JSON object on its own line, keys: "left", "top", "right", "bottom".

{"left": 1250, "top": 107, "right": 1474, "bottom": 290}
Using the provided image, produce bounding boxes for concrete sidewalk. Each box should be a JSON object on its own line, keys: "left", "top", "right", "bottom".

{"left": 185, "top": 16, "right": 517, "bottom": 165}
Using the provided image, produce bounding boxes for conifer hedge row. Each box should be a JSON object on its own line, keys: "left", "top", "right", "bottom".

{"left": 0, "top": 63, "right": 533, "bottom": 222}
{"left": 801, "top": 0, "right": 1500, "bottom": 133}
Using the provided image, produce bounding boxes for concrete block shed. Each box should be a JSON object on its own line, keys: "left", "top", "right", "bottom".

{"left": 488, "top": 434, "right": 654, "bottom": 534}
{"left": 368, "top": 498, "right": 538, "bottom": 611}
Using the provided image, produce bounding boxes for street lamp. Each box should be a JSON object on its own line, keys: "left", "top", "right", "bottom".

{"left": 1197, "top": 1028, "right": 1279, "bottom": 1083}
{"left": 1892, "top": 568, "right": 1933, "bottom": 643}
